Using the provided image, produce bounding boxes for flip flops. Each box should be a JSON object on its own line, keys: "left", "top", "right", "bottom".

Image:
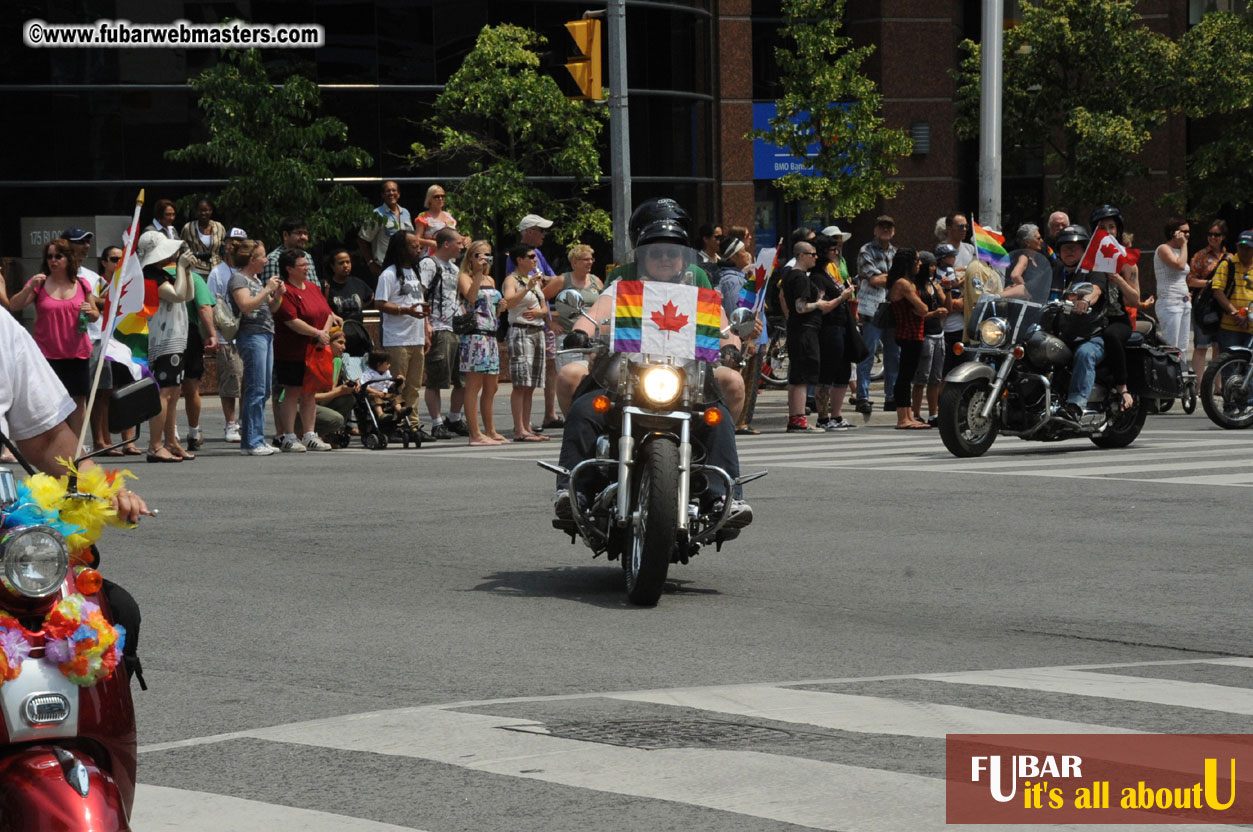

{"left": 735, "top": 427, "right": 761, "bottom": 436}
{"left": 895, "top": 423, "right": 931, "bottom": 430}
{"left": 513, "top": 434, "right": 547, "bottom": 442}
{"left": 146, "top": 448, "right": 181, "bottom": 463}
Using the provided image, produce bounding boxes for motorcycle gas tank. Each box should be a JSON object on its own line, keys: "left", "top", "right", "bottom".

{"left": 1024, "top": 329, "right": 1072, "bottom": 367}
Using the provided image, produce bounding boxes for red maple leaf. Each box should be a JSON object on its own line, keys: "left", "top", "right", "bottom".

{"left": 1099, "top": 242, "right": 1120, "bottom": 259}
{"left": 650, "top": 300, "right": 688, "bottom": 334}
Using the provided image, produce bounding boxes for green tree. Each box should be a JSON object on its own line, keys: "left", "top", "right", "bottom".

{"left": 1166, "top": 11, "right": 1253, "bottom": 215}
{"left": 410, "top": 24, "right": 610, "bottom": 246}
{"left": 750, "top": 0, "right": 913, "bottom": 219}
{"left": 954, "top": 0, "right": 1177, "bottom": 209}
{"left": 167, "top": 48, "right": 374, "bottom": 245}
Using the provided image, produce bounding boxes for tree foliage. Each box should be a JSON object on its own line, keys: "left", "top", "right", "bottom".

{"left": 750, "top": 0, "right": 913, "bottom": 219}
{"left": 409, "top": 25, "right": 610, "bottom": 246}
{"left": 166, "top": 48, "right": 374, "bottom": 245}
{"left": 954, "top": 0, "right": 1177, "bottom": 209}
{"left": 1166, "top": 11, "right": 1253, "bottom": 214}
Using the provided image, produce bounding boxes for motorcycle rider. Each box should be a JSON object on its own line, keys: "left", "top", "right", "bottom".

{"left": 0, "top": 308, "right": 149, "bottom": 682}
{"left": 1046, "top": 225, "right": 1111, "bottom": 424}
{"left": 552, "top": 198, "right": 751, "bottom": 528}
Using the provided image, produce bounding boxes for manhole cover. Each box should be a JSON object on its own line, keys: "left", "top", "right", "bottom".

{"left": 508, "top": 718, "right": 795, "bottom": 750}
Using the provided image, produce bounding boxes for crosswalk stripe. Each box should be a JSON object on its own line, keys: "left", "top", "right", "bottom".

{"left": 242, "top": 707, "right": 947, "bottom": 832}
{"left": 922, "top": 667, "right": 1253, "bottom": 714}
{"left": 130, "top": 784, "right": 425, "bottom": 831}
{"left": 605, "top": 683, "right": 1132, "bottom": 736}
{"left": 896, "top": 446, "right": 1250, "bottom": 473}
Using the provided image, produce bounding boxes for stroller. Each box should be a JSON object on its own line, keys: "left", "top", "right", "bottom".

{"left": 331, "top": 320, "right": 424, "bottom": 450}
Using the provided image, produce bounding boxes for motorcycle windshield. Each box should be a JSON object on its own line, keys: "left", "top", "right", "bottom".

{"left": 967, "top": 251, "right": 1053, "bottom": 340}
{"left": 592, "top": 243, "right": 722, "bottom": 396}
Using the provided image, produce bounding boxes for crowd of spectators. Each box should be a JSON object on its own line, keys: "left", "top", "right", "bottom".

{"left": 4, "top": 185, "right": 1247, "bottom": 457}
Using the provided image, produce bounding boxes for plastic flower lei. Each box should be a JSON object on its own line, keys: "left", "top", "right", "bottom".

{"left": 43, "top": 594, "right": 125, "bottom": 686}
{"left": 0, "top": 614, "right": 31, "bottom": 685}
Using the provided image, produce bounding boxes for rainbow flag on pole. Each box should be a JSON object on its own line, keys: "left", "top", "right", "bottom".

{"left": 972, "top": 220, "right": 1011, "bottom": 271}
{"left": 611, "top": 280, "right": 721, "bottom": 363}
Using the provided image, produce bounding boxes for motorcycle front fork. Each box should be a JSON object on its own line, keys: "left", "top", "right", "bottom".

{"left": 614, "top": 409, "right": 692, "bottom": 533}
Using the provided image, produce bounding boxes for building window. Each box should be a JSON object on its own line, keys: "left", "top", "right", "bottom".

{"left": 1190, "top": 0, "right": 1249, "bottom": 24}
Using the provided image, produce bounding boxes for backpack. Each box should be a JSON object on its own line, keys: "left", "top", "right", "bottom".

{"left": 213, "top": 292, "right": 240, "bottom": 340}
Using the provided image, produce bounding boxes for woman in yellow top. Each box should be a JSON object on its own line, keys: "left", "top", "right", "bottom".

{"left": 1211, "top": 229, "right": 1253, "bottom": 352}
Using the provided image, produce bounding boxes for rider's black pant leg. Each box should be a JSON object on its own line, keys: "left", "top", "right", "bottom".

{"left": 557, "top": 390, "right": 607, "bottom": 492}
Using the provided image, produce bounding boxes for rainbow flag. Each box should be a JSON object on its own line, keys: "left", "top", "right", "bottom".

{"left": 611, "top": 281, "right": 722, "bottom": 363}
{"left": 972, "top": 220, "right": 1011, "bottom": 271}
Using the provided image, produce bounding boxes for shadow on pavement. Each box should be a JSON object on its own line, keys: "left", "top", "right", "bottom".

{"left": 471, "top": 566, "right": 720, "bottom": 608}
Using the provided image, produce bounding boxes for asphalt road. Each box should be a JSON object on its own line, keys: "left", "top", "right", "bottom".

{"left": 106, "top": 389, "right": 1253, "bottom": 830}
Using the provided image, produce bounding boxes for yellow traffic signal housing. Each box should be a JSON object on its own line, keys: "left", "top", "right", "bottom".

{"left": 564, "top": 19, "right": 602, "bottom": 101}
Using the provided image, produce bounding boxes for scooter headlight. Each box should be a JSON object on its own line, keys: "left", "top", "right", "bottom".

{"left": 2, "top": 526, "right": 69, "bottom": 599}
{"left": 978, "top": 318, "right": 1008, "bottom": 347}
{"left": 638, "top": 365, "right": 684, "bottom": 408}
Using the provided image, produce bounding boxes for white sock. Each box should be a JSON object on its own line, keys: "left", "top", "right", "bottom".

{"left": 449, "top": 411, "right": 462, "bottom": 422}
{"left": 433, "top": 417, "right": 444, "bottom": 427}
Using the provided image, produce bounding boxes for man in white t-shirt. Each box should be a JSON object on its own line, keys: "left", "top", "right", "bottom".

{"left": 374, "top": 230, "right": 431, "bottom": 434}
{"left": 206, "top": 226, "right": 249, "bottom": 442}
{"left": 943, "top": 212, "right": 978, "bottom": 273}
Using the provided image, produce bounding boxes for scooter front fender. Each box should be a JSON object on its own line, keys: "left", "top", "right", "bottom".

{"left": 0, "top": 745, "right": 130, "bottom": 831}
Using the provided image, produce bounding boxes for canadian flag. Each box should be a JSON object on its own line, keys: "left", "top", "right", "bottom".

{"left": 1080, "top": 228, "right": 1141, "bottom": 274}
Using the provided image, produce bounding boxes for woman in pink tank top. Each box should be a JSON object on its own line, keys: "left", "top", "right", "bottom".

{"left": 8, "top": 239, "right": 101, "bottom": 437}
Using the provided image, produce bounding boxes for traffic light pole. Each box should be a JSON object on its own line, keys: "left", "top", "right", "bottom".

{"left": 607, "top": 0, "right": 631, "bottom": 265}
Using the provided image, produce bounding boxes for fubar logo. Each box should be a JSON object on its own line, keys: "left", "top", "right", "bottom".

{"left": 947, "top": 734, "right": 1253, "bottom": 824}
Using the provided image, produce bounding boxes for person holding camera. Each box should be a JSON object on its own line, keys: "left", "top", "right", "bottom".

{"left": 228, "top": 239, "right": 286, "bottom": 455}
{"left": 458, "top": 240, "right": 506, "bottom": 446}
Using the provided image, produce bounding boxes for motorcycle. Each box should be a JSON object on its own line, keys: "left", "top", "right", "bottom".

{"left": 938, "top": 281, "right": 1153, "bottom": 458}
{"left": 540, "top": 268, "right": 764, "bottom": 607}
{"left": 1199, "top": 310, "right": 1253, "bottom": 429}
{"left": 0, "top": 378, "right": 159, "bottom": 830}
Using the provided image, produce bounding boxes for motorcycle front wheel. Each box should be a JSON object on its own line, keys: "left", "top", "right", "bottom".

{"left": 938, "top": 381, "right": 999, "bottom": 457}
{"left": 624, "top": 439, "right": 679, "bottom": 606}
{"left": 1200, "top": 353, "right": 1253, "bottom": 429}
{"left": 760, "top": 330, "right": 788, "bottom": 390}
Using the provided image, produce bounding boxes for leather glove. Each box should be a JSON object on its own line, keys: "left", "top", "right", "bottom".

{"left": 563, "top": 330, "right": 590, "bottom": 349}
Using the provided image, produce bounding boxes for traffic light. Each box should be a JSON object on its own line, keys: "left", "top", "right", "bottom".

{"left": 564, "top": 19, "right": 602, "bottom": 101}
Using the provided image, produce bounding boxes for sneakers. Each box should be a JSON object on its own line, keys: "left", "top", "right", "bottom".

{"left": 786, "top": 416, "right": 824, "bottom": 433}
{"left": 855, "top": 398, "right": 873, "bottom": 415}
{"left": 825, "top": 417, "right": 857, "bottom": 431}
{"left": 224, "top": 421, "right": 242, "bottom": 443}
{"left": 553, "top": 488, "right": 574, "bottom": 521}
{"left": 430, "top": 423, "right": 452, "bottom": 440}
{"left": 446, "top": 419, "right": 470, "bottom": 437}
{"left": 715, "top": 498, "right": 754, "bottom": 529}
{"left": 302, "top": 432, "right": 333, "bottom": 451}
{"left": 279, "top": 434, "right": 307, "bottom": 453}
{"left": 186, "top": 427, "right": 203, "bottom": 451}
{"left": 241, "top": 443, "right": 278, "bottom": 456}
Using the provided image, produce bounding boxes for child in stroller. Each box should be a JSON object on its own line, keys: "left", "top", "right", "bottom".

{"left": 353, "top": 351, "right": 423, "bottom": 449}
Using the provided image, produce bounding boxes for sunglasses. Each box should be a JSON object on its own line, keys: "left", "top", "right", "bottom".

{"left": 46, "top": 253, "right": 66, "bottom": 260}
{"left": 518, "top": 253, "right": 537, "bottom": 260}
{"left": 432, "top": 194, "right": 445, "bottom": 200}
{"left": 105, "top": 255, "right": 122, "bottom": 262}
{"left": 645, "top": 247, "right": 683, "bottom": 259}
{"left": 1210, "top": 232, "right": 1224, "bottom": 238}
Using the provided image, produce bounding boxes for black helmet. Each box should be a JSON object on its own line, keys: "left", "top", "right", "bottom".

{"left": 1055, "top": 224, "right": 1091, "bottom": 247}
{"left": 1088, "top": 205, "right": 1124, "bottom": 237}
{"left": 629, "top": 197, "right": 691, "bottom": 247}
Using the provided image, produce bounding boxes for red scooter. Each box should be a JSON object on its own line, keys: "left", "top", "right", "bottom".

{"left": 0, "top": 378, "right": 158, "bottom": 830}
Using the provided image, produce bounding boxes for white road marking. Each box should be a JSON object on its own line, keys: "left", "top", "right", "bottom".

{"left": 605, "top": 683, "right": 1132, "bottom": 736}
{"left": 130, "top": 784, "right": 425, "bottom": 831}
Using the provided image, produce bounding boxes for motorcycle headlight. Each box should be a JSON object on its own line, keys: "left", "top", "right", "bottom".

{"left": 978, "top": 318, "right": 1008, "bottom": 347}
{"left": 638, "top": 365, "right": 684, "bottom": 408}
{"left": 2, "top": 526, "right": 69, "bottom": 599}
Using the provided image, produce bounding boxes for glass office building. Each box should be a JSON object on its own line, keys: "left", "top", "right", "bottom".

{"left": 0, "top": 1, "right": 717, "bottom": 261}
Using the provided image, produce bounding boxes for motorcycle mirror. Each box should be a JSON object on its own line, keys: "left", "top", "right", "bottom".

{"left": 0, "top": 467, "right": 16, "bottom": 507}
{"left": 727, "top": 307, "right": 757, "bottom": 338}
{"left": 108, "top": 376, "right": 162, "bottom": 434}
{"left": 1065, "top": 281, "right": 1095, "bottom": 299}
{"left": 555, "top": 289, "right": 585, "bottom": 311}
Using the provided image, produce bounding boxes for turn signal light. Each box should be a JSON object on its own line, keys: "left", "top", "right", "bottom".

{"left": 952, "top": 342, "right": 964, "bottom": 355}
{"left": 1012, "top": 346, "right": 1025, "bottom": 359}
{"left": 75, "top": 568, "right": 103, "bottom": 596}
{"left": 703, "top": 408, "right": 723, "bottom": 426}
{"left": 592, "top": 395, "right": 611, "bottom": 414}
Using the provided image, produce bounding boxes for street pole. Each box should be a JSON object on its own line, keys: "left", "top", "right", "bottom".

{"left": 978, "top": 0, "right": 1002, "bottom": 231}
{"left": 607, "top": 0, "right": 631, "bottom": 265}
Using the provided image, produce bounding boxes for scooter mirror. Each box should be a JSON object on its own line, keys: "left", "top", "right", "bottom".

{"left": 555, "top": 289, "right": 586, "bottom": 311}
{"left": 0, "top": 467, "right": 16, "bottom": 507}
{"left": 727, "top": 307, "right": 756, "bottom": 338}
{"left": 108, "top": 376, "right": 162, "bottom": 434}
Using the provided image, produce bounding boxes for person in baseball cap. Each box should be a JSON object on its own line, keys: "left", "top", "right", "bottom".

{"left": 518, "top": 214, "right": 554, "bottom": 233}
{"left": 60, "top": 226, "right": 94, "bottom": 244}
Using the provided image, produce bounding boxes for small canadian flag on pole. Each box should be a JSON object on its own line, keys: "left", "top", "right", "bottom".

{"left": 1080, "top": 228, "right": 1141, "bottom": 274}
